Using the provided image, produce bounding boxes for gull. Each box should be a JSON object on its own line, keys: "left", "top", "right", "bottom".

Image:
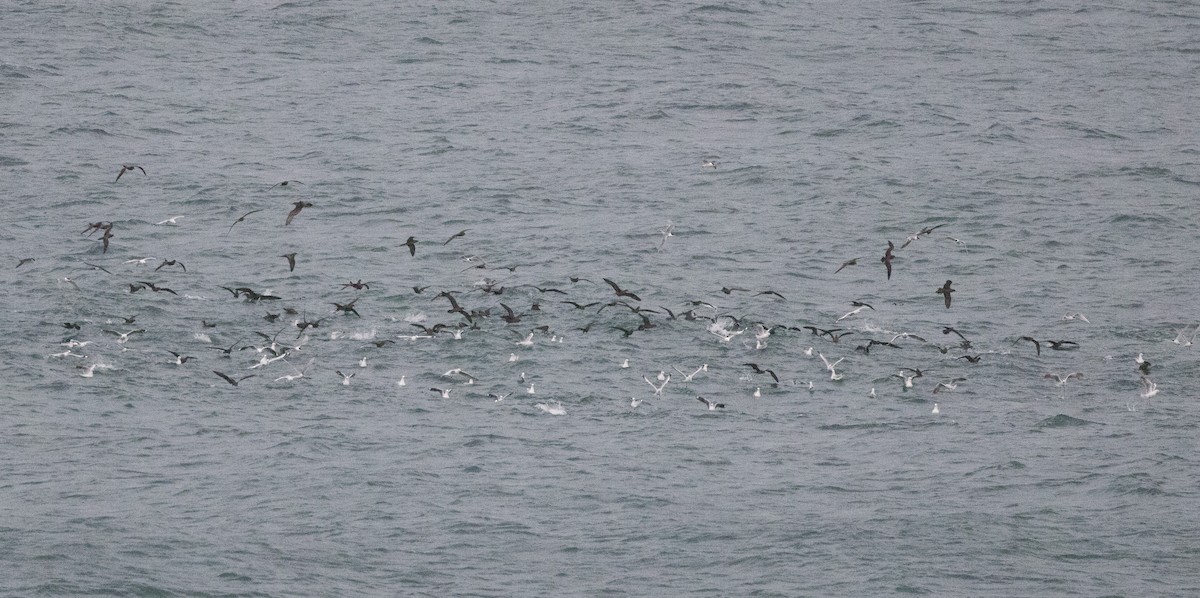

{"left": 536, "top": 401, "right": 566, "bottom": 415}
{"left": 284, "top": 201, "right": 313, "bottom": 226}
{"left": 249, "top": 352, "right": 289, "bottom": 369}
{"left": 166, "top": 351, "right": 193, "bottom": 365}
{"left": 697, "top": 396, "right": 725, "bottom": 410}
{"left": 656, "top": 370, "right": 667, "bottom": 381}
{"left": 1172, "top": 324, "right": 1200, "bottom": 346}
{"left": 516, "top": 332, "right": 535, "bottom": 347}
{"left": 358, "top": 357, "right": 368, "bottom": 368}
{"left": 620, "top": 358, "right": 630, "bottom": 369}
{"left": 491, "top": 392, "right": 511, "bottom": 402}
{"left": 1139, "top": 377, "right": 1158, "bottom": 399}
{"left": 430, "top": 387, "right": 452, "bottom": 399}
{"left": 103, "top": 328, "right": 146, "bottom": 344}
{"left": 672, "top": 363, "right": 708, "bottom": 382}
{"left": 1062, "top": 313, "right": 1090, "bottom": 323}
{"left": 837, "top": 305, "right": 870, "bottom": 322}
{"left": 62, "top": 339, "right": 93, "bottom": 348}
{"left": 115, "top": 164, "right": 146, "bottom": 181}
{"left": 657, "top": 221, "right": 674, "bottom": 250}
{"left": 868, "top": 387, "right": 875, "bottom": 397}
{"left": 227, "top": 208, "right": 263, "bottom": 233}
{"left": 155, "top": 216, "right": 184, "bottom": 225}
{"left": 753, "top": 386, "right": 761, "bottom": 398}
{"left": 933, "top": 378, "right": 966, "bottom": 394}
{"left": 892, "top": 369, "right": 923, "bottom": 388}
{"left": 47, "top": 350, "right": 86, "bottom": 359}
{"left": 59, "top": 277, "right": 80, "bottom": 290}
{"left": 336, "top": 370, "right": 355, "bottom": 386}
{"left": 818, "top": 353, "right": 843, "bottom": 373}
{"left": 802, "top": 347, "right": 814, "bottom": 357}
{"left": 78, "top": 364, "right": 98, "bottom": 377}
{"left": 274, "top": 358, "right": 315, "bottom": 382}
{"left": 702, "top": 159, "right": 717, "bottom": 169}
{"left": 753, "top": 323, "right": 773, "bottom": 341}
{"left": 1044, "top": 372, "right": 1083, "bottom": 386}
{"left": 269, "top": 180, "right": 304, "bottom": 190}
{"left": 397, "top": 375, "right": 406, "bottom": 387}
{"left": 900, "top": 223, "right": 947, "bottom": 248}
{"left": 643, "top": 375, "right": 670, "bottom": 395}
{"left": 124, "top": 256, "right": 155, "bottom": 265}
{"left": 509, "top": 353, "right": 518, "bottom": 362}
{"left": 527, "top": 382, "right": 536, "bottom": 394}
{"left": 936, "top": 280, "right": 955, "bottom": 309}
{"left": 931, "top": 403, "right": 940, "bottom": 415}
{"left": 630, "top": 397, "right": 643, "bottom": 408}
{"left": 213, "top": 370, "right": 254, "bottom": 386}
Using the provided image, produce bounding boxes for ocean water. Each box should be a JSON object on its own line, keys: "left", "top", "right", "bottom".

{"left": 2, "top": 1, "right": 1199, "bottom": 595}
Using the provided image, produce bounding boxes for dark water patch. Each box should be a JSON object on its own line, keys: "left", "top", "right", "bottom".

{"left": 1034, "top": 414, "right": 1101, "bottom": 428}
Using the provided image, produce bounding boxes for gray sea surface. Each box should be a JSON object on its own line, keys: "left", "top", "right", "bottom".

{"left": 2, "top": 1, "right": 1199, "bottom": 596}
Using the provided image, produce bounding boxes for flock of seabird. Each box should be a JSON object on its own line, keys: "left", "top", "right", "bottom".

{"left": 17, "top": 163, "right": 1180, "bottom": 417}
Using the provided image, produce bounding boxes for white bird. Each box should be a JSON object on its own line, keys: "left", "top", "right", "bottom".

{"left": 752, "top": 386, "right": 761, "bottom": 398}
{"left": 1172, "top": 323, "right": 1200, "bottom": 346}
{"left": 657, "top": 221, "right": 675, "bottom": 250}
{"left": 274, "top": 358, "right": 315, "bottom": 382}
{"left": 643, "top": 374, "right": 670, "bottom": 395}
{"left": 656, "top": 370, "right": 667, "bottom": 381}
{"left": 836, "top": 305, "right": 869, "bottom": 322}
{"left": 1135, "top": 352, "right": 1145, "bottom": 364}
{"left": 103, "top": 328, "right": 146, "bottom": 344}
{"left": 396, "top": 375, "right": 406, "bottom": 387}
{"left": 527, "top": 382, "right": 536, "bottom": 395}
{"left": 77, "top": 364, "right": 97, "bottom": 377}
{"left": 1044, "top": 372, "right": 1084, "bottom": 386}
{"left": 536, "top": 400, "right": 566, "bottom": 415}
{"left": 59, "top": 277, "right": 81, "bottom": 290}
{"left": 508, "top": 353, "right": 518, "bottom": 362}
{"left": 430, "top": 387, "right": 452, "bottom": 399}
{"left": 818, "top": 353, "right": 843, "bottom": 372}
{"left": 336, "top": 370, "right": 354, "bottom": 386}
{"left": 893, "top": 371, "right": 920, "bottom": 388}
{"left": 802, "top": 347, "right": 814, "bottom": 357}
{"left": 672, "top": 363, "right": 708, "bottom": 382}
{"left": 1139, "top": 377, "right": 1159, "bottom": 399}
{"left": 620, "top": 358, "right": 629, "bottom": 368}
{"left": 702, "top": 159, "right": 717, "bottom": 169}
{"left": 155, "top": 216, "right": 184, "bottom": 225}
{"left": 123, "top": 257, "right": 155, "bottom": 265}
{"left": 753, "top": 323, "right": 773, "bottom": 341}
{"left": 47, "top": 350, "right": 86, "bottom": 359}
{"left": 868, "top": 387, "right": 875, "bottom": 397}
{"left": 491, "top": 392, "right": 511, "bottom": 403}
{"left": 697, "top": 396, "right": 725, "bottom": 410}
{"left": 358, "top": 357, "right": 368, "bottom": 368}
{"left": 931, "top": 403, "right": 940, "bottom": 415}
{"left": 1062, "top": 312, "right": 1090, "bottom": 323}
{"left": 516, "top": 332, "right": 534, "bottom": 347}
{"left": 61, "top": 339, "right": 92, "bottom": 348}
{"left": 630, "top": 397, "right": 642, "bottom": 408}
{"left": 933, "top": 378, "right": 966, "bottom": 394}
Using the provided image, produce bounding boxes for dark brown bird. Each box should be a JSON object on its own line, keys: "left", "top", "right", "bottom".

{"left": 281, "top": 253, "right": 297, "bottom": 272}
{"left": 834, "top": 258, "right": 858, "bottom": 274}
{"left": 342, "top": 280, "right": 370, "bottom": 290}
{"left": 603, "top": 278, "right": 641, "bottom": 302}
{"left": 115, "top": 164, "right": 146, "bottom": 182}
{"left": 1016, "top": 336, "right": 1041, "bottom": 356}
{"left": 155, "top": 259, "right": 185, "bottom": 272}
{"left": 936, "top": 280, "right": 954, "bottom": 308}
{"left": 403, "top": 236, "right": 418, "bottom": 256}
{"left": 443, "top": 229, "right": 468, "bottom": 245}
{"left": 99, "top": 224, "right": 114, "bottom": 254}
{"left": 743, "top": 363, "right": 779, "bottom": 383}
{"left": 284, "top": 201, "right": 312, "bottom": 226}
{"left": 227, "top": 208, "right": 263, "bottom": 233}
{"left": 881, "top": 241, "right": 895, "bottom": 279}
{"left": 16, "top": 257, "right": 34, "bottom": 268}
{"left": 213, "top": 370, "right": 254, "bottom": 386}
{"left": 332, "top": 297, "right": 361, "bottom": 317}
{"left": 269, "top": 180, "right": 304, "bottom": 190}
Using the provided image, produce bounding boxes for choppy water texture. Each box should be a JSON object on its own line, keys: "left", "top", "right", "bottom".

{"left": 3, "top": 1, "right": 1200, "bottom": 596}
